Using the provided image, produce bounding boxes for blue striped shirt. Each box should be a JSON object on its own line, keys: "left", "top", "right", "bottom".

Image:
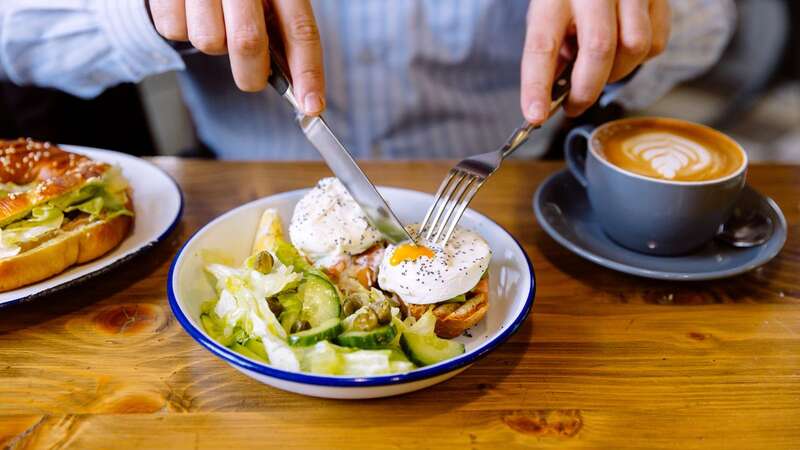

{"left": 0, "top": 0, "right": 735, "bottom": 160}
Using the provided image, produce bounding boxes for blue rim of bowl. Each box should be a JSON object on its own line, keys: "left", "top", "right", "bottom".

{"left": 168, "top": 188, "right": 536, "bottom": 387}
{"left": 533, "top": 169, "right": 788, "bottom": 281}
{"left": 0, "top": 148, "right": 185, "bottom": 309}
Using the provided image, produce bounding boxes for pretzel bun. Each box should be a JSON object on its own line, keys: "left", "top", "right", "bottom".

{"left": 0, "top": 138, "right": 133, "bottom": 292}
{"left": 0, "top": 138, "right": 110, "bottom": 224}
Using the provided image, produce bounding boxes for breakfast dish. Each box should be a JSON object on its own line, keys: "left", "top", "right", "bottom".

{"left": 0, "top": 139, "right": 134, "bottom": 292}
{"left": 198, "top": 178, "right": 491, "bottom": 376}
{"left": 169, "top": 184, "right": 532, "bottom": 397}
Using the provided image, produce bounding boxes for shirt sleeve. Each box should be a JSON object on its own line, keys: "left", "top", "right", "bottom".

{"left": 0, "top": 0, "right": 184, "bottom": 99}
{"left": 601, "top": 0, "right": 737, "bottom": 110}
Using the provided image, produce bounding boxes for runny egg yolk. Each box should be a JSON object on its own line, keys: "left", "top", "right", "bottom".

{"left": 390, "top": 243, "right": 434, "bottom": 266}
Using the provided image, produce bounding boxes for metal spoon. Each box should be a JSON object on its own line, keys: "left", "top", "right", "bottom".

{"left": 716, "top": 207, "right": 774, "bottom": 248}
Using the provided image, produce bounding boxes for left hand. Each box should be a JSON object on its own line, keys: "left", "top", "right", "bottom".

{"left": 521, "top": 0, "right": 671, "bottom": 124}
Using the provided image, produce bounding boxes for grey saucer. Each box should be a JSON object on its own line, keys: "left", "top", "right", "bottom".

{"left": 533, "top": 169, "right": 788, "bottom": 280}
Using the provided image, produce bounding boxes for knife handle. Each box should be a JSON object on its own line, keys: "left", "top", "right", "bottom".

{"left": 264, "top": 9, "right": 293, "bottom": 97}
{"left": 267, "top": 47, "right": 292, "bottom": 96}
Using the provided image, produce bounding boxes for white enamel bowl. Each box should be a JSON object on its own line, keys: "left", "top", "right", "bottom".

{"left": 168, "top": 187, "right": 535, "bottom": 399}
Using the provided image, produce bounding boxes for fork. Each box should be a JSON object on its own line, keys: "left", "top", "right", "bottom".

{"left": 419, "top": 62, "right": 574, "bottom": 246}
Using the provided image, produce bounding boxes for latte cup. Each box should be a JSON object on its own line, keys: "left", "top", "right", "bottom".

{"left": 564, "top": 117, "right": 748, "bottom": 255}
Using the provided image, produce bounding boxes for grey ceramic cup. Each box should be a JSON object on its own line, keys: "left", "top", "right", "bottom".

{"left": 564, "top": 118, "right": 748, "bottom": 256}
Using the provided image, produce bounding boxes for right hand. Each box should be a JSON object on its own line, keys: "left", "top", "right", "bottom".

{"left": 149, "top": 0, "right": 326, "bottom": 115}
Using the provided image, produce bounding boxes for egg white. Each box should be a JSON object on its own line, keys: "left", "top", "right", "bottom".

{"left": 377, "top": 226, "right": 491, "bottom": 304}
{"left": 289, "top": 178, "right": 382, "bottom": 262}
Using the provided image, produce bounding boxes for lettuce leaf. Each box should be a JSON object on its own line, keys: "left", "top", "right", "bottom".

{"left": 2, "top": 206, "right": 64, "bottom": 245}
{"left": 65, "top": 192, "right": 133, "bottom": 220}
{"left": 206, "top": 262, "right": 300, "bottom": 300}
{"left": 272, "top": 238, "right": 310, "bottom": 272}
{"left": 299, "top": 341, "right": 414, "bottom": 375}
{"left": 205, "top": 260, "right": 303, "bottom": 370}
{"left": 0, "top": 206, "right": 64, "bottom": 258}
{"left": 48, "top": 182, "right": 103, "bottom": 211}
{"left": 46, "top": 166, "right": 131, "bottom": 219}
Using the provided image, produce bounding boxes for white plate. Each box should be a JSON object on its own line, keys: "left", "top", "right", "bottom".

{"left": 169, "top": 187, "right": 535, "bottom": 399}
{"left": 0, "top": 146, "right": 183, "bottom": 307}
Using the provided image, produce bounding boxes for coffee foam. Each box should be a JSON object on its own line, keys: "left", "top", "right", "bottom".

{"left": 593, "top": 118, "right": 744, "bottom": 182}
{"left": 622, "top": 132, "right": 714, "bottom": 180}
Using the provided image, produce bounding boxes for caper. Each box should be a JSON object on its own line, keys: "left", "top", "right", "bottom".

{"left": 371, "top": 300, "right": 392, "bottom": 325}
{"left": 291, "top": 320, "right": 311, "bottom": 333}
{"left": 352, "top": 309, "right": 379, "bottom": 331}
{"left": 342, "top": 297, "right": 363, "bottom": 317}
{"left": 266, "top": 297, "right": 283, "bottom": 316}
{"left": 253, "top": 251, "right": 274, "bottom": 274}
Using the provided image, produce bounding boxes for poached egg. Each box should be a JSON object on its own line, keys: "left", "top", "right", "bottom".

{"left": 377, "top": 226, "right": 491, "bottom": 304}
{"left": 289, "top": 178, "right": 382, "bottom": 262}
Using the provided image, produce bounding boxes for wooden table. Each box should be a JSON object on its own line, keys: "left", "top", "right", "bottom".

{"left": 1, "top": 160, "right": 798, "bottom": 449}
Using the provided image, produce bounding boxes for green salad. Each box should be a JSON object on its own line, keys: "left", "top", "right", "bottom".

{"left": 199, "top": 209, "right": 465, "bottom": 376}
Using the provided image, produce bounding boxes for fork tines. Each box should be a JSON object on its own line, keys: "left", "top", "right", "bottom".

{"left": 419, "top": 169, "right": 485, "bottom": 246}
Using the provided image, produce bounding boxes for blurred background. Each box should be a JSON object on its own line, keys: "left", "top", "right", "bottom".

{"left": 0, "top": 0, "right": 797, "bottom": 161}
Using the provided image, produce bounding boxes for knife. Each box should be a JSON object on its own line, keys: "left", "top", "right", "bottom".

{"left": 266, "top": 48, "right": 414, "bottom": 244}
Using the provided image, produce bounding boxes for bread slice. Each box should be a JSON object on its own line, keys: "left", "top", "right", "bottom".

{"left": 405, "top": 277, "right": 490, "bottom": 339}
{"left": 0, "top": 210, "right": 132, "bottom": 292}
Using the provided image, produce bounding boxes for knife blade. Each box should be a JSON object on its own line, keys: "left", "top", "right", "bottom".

{"left": 267, "top": 48, "right": 413, "bottom": 244}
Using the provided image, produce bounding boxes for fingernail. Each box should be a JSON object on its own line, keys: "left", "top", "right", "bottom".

{"left": 526, "top": 101, "right": 547, "bottom": 123}
{"left": 304, "top": 93, "right": 324, "bottom": 115}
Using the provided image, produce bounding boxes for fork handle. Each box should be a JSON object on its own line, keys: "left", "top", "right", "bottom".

{"left": 501, "top": 60, "right": 574, "bottom": 158}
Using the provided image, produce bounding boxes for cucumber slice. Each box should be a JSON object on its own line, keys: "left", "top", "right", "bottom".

{"left": 335, "top": 324, "right": 397, "bottom": 349}
{"left": 299, "top": 274, "right": 341, "bottom": 327}
{"left": 400, "top": 332, "right": 465, "bottom": 367}
{"left": 288, "top": 318, "right": 344, "bottom": 347}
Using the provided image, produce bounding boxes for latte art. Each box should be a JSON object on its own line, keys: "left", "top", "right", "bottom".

{"left": 595, "top": 119, "right": 745, "bottom": 182}
{"left": 623, "top": 132, "right": 714, "bottom": 180}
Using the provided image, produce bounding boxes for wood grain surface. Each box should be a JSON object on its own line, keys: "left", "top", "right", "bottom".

{"left": 1, "top": 159, "right": 798, "bottom": 450}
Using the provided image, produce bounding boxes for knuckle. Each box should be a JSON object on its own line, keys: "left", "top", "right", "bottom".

{"left": 524, "top": 33, "right": 558, "bottom": 56}
{"left": 622, "top": 33, "right": 650, "bottom": 56}
{"left": 190, "top": 33, "right": 225, "bottom": 54}
{"left": 238, "top": 81, "right": 265, "bottom": 92}
{"left": 297, "top": 67, "right": 324, "bottom": 84}
{"left": 155, "top": 21, "right": 187, "bottom": 41}
{"left": 569, "top": 91, "right": 595, "bottom": 109}
{"left": 522, "top": 80, "right": 549, "bottom": 95}
{"left": 230, "top": 30, "right": 264, "bottom": 56}
{"left": 287, "top": 16, "right": 320, "bottom": 44}
{"left": 235, "top": 75, "right": 267, "bottom": 92}
{"left": 584, "top": 34, "right": 615, "bottom": 58}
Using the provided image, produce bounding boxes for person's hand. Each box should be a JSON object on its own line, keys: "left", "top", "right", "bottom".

{"left": 149, "top": 0, "right": 325, "bottom": 115}
{"left": 521, "top": 0, "right": 670, "bottom": 124}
